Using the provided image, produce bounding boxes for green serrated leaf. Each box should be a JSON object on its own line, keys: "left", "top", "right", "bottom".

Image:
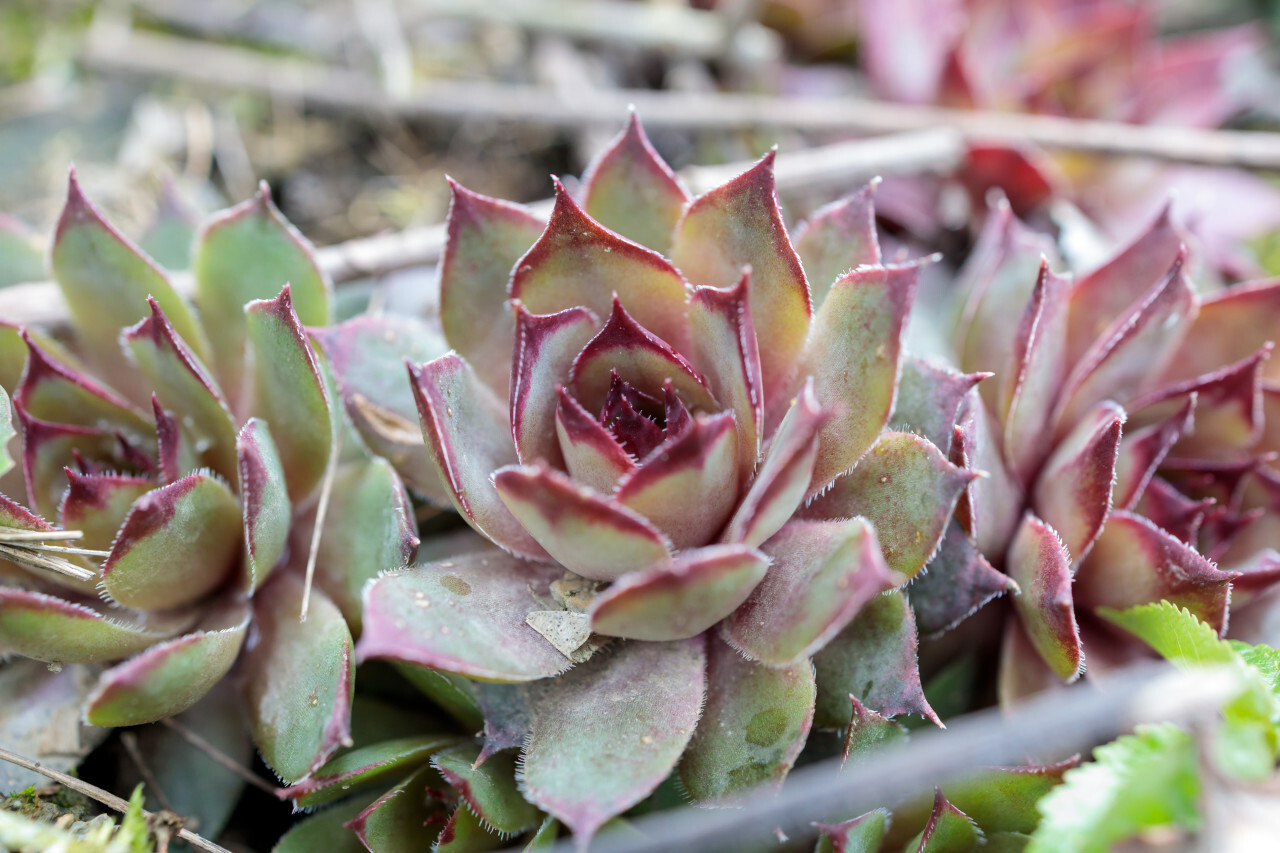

{"left": 1097, "top": 601, "right": 1236, "bottom": 667}
{"left": 1028, "top": 723, "right": 1199, "bottom": 853}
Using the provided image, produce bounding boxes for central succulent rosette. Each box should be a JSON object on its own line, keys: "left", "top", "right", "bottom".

{"left": 357, "top": 117, "right": 973, "bottom": 841}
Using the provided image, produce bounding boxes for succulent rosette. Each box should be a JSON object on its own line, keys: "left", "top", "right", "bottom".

{"left": 0, "top": 175, "right": 419, "bottom": 786}
{"left": 355, "top": 116, "right": 974, "bottom": 843}
{"left": 914, "top": 198, "right": 1280, "bottom": 702}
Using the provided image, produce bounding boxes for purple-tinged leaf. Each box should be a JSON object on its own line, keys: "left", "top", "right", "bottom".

{"left": 555, "top": 387, "right": 636, "bottom": 493}
{"left": 670, "top": 152, "right": 811, "bottom": 411}
{"left": 410, "top": 354, "right": 548, "bottom": 560}
{"left": 521, "top": 638, "right": 705, "bottom": 843}
{"left": 279, "top": 734, "right": 461, "bottom": 808}
{"left": 85, "top": 601, "right": 250, "bottom": 726}
{"left": 512, "top": 179, "right": 691, "bottom": 352}
{"left": 687, "top": 274, "right": 763, "bottom": 480}
{"left": 1001, "top": 262, "right": 1072, "bottom": 484}
{"left": 511, "top": 304, "right": 598, "bottom": 468}
{"left": 124, "top": 299, "right": 239, "bottom": 482}
{"left": 59, "top": 470, "right": 152, "bottom": 552}
{"left": 890, "top": 357, "right": 987, "bottom": 453}
{"left": 909, "top": 790, "right": 982, "bottom": 853}
{"left": 343, "top": 391, "right": 448, "bottom": 504}
{"left": 242, "top": 573, "right": 354, "bottom": 784}
{"left": 1031, "top": 401, "right": 1123, "bottom": 563}
{"left": 600, "top": 373, "right": 666, "bottom": 459}
{"left": 434, "top": 743, "right": 541, "bottom": 834}
{"left": 815, "top": 808, "right": 890, "bottom": 853}
{"left": 589, "top": 544, "right": 768, "bottom": 641}
{"left": 908, "top": 524, "right": 1017, "bottom": 636}
{"left": 1135, "top": 477, "right": 1214, "bottom": 544}
{"left": 1005, "top": 514, "right": 1083, "bottom": 682}
{"left": 14, "top": 333, "right": 150, "bottom": 441}
{"left": 951, "top": 394, "right": 1024, "bottom": 558}
{"left": 0, "top": 588, "right": 188, "bottom": 663}
{"left": 679, "top": 633, "right": 814, "bottom": 804}
{"left": 471, "top": 680, "right": 541, "bottom": 764}
{"left": 794, "top": 182, "right": 882, "bottom": 308}
{"left": 440, "top": 180, "right": 545, "bottom": 397}
{"left": 357, "top": 554, "right": 572, "bottom": 681}
{"left": 1075, "top": 510, "right": 1235, "bottom": 632}
{"left": 493, "top": 463, "right": 671, "bottom": 581}
{"left": 1113, "top": 398, "right": 1195, "bottom": 510}
{"left": 347, "top": 764, "right": 450, "bottom": 852}
{"left": 1053, "top": 251, "right": 1198, "bottom": 431}
{"left": 813, "top": 590, "right": 937, "bottom": 727}
{"left": 581, "top": 112, "right": 690, "bottom": 255}
{"left": 194, "top": 182, "right": 332, "bottom": 400}
{"left": 152, "top": 398, "right": 195, "bottom": 483}
{"left": 804, "top": 431, "right": 973, "bottom": 580}
{"left": 614, "top": 412, "right": 739, "bottom": 549}
{"left": 101, "top": 472, "right": 240, "bottom": 610}
{"left": 842, "top": 698, "right": 906, "bottom": 766}
{"left": 311, "top": 458, "right": 417, "bottom": 633}
{"left": 1065, "top": 203, "right": 1182, "bottom": 367}
{"left": 50, "top": 169, "right": 210, "bottom": 389}
{"left": 723, "top": 518, "right": 897, "bottom": 666}
{"left": 236, "top": 418, "right": 290, "bottom": 593}
{"left": 19, "top": 415, "right": 138, "bottom": 519}
{"left": 435, "top": 802, "right": 505, "bottom": 853}
{"left": 1163, "top": 277, "right": 1280, "bottom": 384}
{"left": 997, "top": 615, "right": 1069, "bottom": 709}
{"left": 245, "top": 286, "right": 333, "bottom": 502}
{"left": 569, "top": 297, "right": 715, "bottom": 415}
{"left": 802, "top": 261, "right": 921, "bottom": 495}
{"left": 723, "top": 379, "right": 825, "bottom": 548}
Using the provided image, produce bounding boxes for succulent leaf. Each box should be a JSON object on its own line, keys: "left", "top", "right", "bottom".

{"left": 346, "top": 765, "right": 445, "bottom": 853}
{"left": 236, "top": 418, "right": 292, "bottom": 593}
{"left": 280, "top": 734, "right": 462, "bottom": 808}
{"left": 679, "top": 633, "right": 815, "bottom": 805}
{"left": 890, "top": 357, "right": 986, "bottom": 453}
{"left": 14, "top": 334, "right": 150, "bottom": 440}
{"left": 723, "top": 518, "right": 897, "bottom": 666}
{"left": 0, "top": 588, "right": 187, "bottom": 663}
{"left": 814, "top": 808, "right": 890, "bottom": 853}
{"left": 951, "top": 395, "right": 1024, "bottom": 558}
{"left": 1005, "top": 514, "right": 1084, "bottom": 682}
{"left": 841, "top": 697, "right": 907, "bottom": 765}
{"left": 1164, "top": 277, "right": 1280, "bottom": 385}
{"left": 58, "top": 470, "right": 152, "bottom": 552}
{"left": 794, "top": 182, "right": 882, "bottom": 307}
{"left": 520, "top": 637, "right": 705, "bottom": 843}
{"left": 511, "top": 305, "right": 599, "bottom": 468}
{"left": 909, "top": 790, "right": 982, "bottom": 853}
{"left": 554, "top": 388, "right": 637, "bottom": 493}
{"left": 907, "top": 524, "right": 1017, "bottom": 636}
{"left": 433, "top": 743, "right": 541, "bottom": 834}
{"left": 1031, "top": 401, "right": 1124, "bottom": 562}
{"left": 1112, "top": 398, "right": 1195, "bottom": 510}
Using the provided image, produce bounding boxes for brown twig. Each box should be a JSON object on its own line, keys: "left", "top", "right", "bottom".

{"left": 119, "top": 731, "right": 176, "bottom": 814}
{"left": 0, "top": 744, "right": 232, "bottom": 853}
{"left": 157, "top": 717, "right": 278, "bottom": 796}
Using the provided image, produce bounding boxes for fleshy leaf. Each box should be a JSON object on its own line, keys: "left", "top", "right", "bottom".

{"left": 511, "top": 304, "right": 599, "bottom": 468}
{"left": 794, "top": 181, "right": 882, "bottom": 308}
{"left": 722, "top": 518, "right": 897, "bottom": 666}
{"left": 0, "top": 588, "right": 188, "bottom": 663}
{"left": 1005, "top": 514, "right": 1083, "bottom": 682}
{"left": 357, "top": 554, "right": 572, "bottom": 681}
{"left": 687, "top": 274, "right": 764, "bottom": 480}
{"left": 722, "top": 379, "right": 825, "bottom": 549}
{"left": 101, "top": 472, "right": 241, "bottom": 610}
{"left": 312, "top": 458, "right": 418, "bottom": 633}
{"left": 241, "top": 573, "right": 354, "bottom": 784}
{"left": 998, "top": 616, "right": 1070, "bottom": 709}
{"left": 50, "top": 170, "right": 210, "bottom": 389}
{"left": 581, "top": 112, "right": 690, "bottom": 255}
{"left": 614, "top": 412, "right": 739, "bottom": 549}
{"left": 512, "top": 179, "right": 691, "bottom": 352}
{"left": 815, "top": 809, "right": 890, "bottom": 853}
{"left": 435, "top": 802, "right": 506, "bottom": 853}
{"left": 1075, "top": 510, "right": 1235, "bottom": 632}
{"left": 59, "top": 470, "right": 152, "bottom": 552}
{"left": 237, "top": 418, "right": 291, "bottom": 593}
{"left": 670, "top": 152, "right": 810, "bottom": 410}
{"left": 521, "top": 638, "right": 705, "bottom": 842}
{"left": 84, "top": 602, "right": 250, "bottom": 726}
{"left": 345, "top": 764, "right": 449, "bottom": 852}
{"left": 813, "top": 590, "right": 937, "bottom": 727}
{"left": 19, "top": 416, "right": 140, "bottom": 520}
{"left": 279, "top": 734, "right": 461, "bottom": 808}
{"left": 14, "top": 334, "right": 151, "bottom": 441}
{"left": 410, "top": 354, "right": 548, "bottom": 559}
{"left": 194, "top": 182, "right": 332, "bottom": 399}
{"left": 589, "top": 544, "right": 769, "bottom": 641}
{"left": 433, "top": 743, "right": 541, "bottom": 834}
{"left": 890, "top": 357, "right": 986, "bottom": 453}
{"left": 803, "top": 431, "right": 973, "bottom": 580}
{"left": 842, "top": 696, "right": 907, "bottom": 764}
{"left": 951, "top": 394, "right": 1024, "bottom": 558}
{"left": 908, "top": 790, "right": 982, "bottom": 853}
{"left": 152, "top": 398, "right": 195, "bottom": 483}
{"left": 1113, "top": 398, "right": 1195, "bottom": 510}
{"left": 679, "top": 634, "right": 815, "bottom": 805}
{"left": 493, "top": 463, "right": 671, "bottom": 582}
{"left": 124, "top": 298, "right": 238, "bottom": 483}
{"left": 555, "top": 388, "right": 637, "bottom": 493}
{"left": 1164, "top": 277, "right": 1280, "bottom": 384}
{"left": 440, "top": 180, "right": 545, "bottom": 397}
{"left": 1030, "top": 401, "right": 1123, "bottom": 562}
{"left": 274, "top": 796, "right": 372, "bottom": 853}
{"left": 908, "top": 524, "right": 1017, "bottom": 636}
{"left": 1027, "top": 724, "right": 1199, "bottom": 853}
{"left": 569, "top": 297, "right": 715, "bottom": 415}
{"left": 245, "top": 286, "right": 333, "bottom": 502}
{"left": 801, "top": 262, "right": 920, "bottom": 495}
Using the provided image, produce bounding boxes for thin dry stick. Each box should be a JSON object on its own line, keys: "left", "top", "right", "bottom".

{"left": 0, "top": 745, "right": 232, "bottom": 853}
{"left": 119, "top": 731, "right": 176, "bottom": 814}
{"left": 157, "top": 717, "right": 278, "bottom": 796}
{"left": 299, "top": 433, "right": 341, "bottom": 621}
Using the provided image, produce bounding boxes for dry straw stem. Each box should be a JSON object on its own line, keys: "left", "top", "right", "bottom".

{"left": 0, "top": 745, "right": 233, "bottom": 853}
{"left": 0, "top": 128, "right": 961, "bottom": 327}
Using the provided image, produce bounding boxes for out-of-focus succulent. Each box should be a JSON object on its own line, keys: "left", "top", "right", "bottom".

{"left": 356, "top": 115, "right": 974, "bottom": 844}
{"left": 0, "top": 174, "right": 420, "bottom": 789}
{"left": 915, "top": 198, "right": 1280, "bottom": 703}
